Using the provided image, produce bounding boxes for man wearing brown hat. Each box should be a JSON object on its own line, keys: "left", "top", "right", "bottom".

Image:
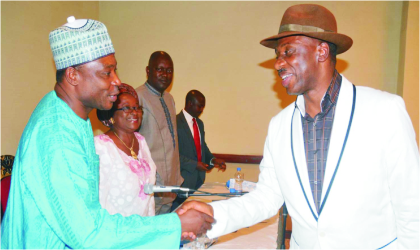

{"left": 1, "top": 17, "right": 214, "bottom": 249}
{"left": 177, "top": 4, "right": 419, "bottom": 248}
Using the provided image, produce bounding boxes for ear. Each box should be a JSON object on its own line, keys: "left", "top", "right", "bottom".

{"left": 146, "top": 66, "right": 150, "bottom": 77}
{"left": 316, "top": 42, "right": 330, "bottom": 63}
{"left": 64, "top": 67, "right": 80, "bottom": 86}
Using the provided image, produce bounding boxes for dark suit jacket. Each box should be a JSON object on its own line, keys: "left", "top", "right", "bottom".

{"left": 177, "top": 111, "right": 213, "bottom": 190}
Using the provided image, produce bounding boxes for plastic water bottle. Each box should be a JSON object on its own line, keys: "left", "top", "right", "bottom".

{"left": 234, "top": 167, "right": 244, "bottom": 193}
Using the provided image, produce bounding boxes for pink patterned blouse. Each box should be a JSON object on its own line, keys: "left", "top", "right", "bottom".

{"left": 94, "top": 132, "right": 156, "bottom": 216}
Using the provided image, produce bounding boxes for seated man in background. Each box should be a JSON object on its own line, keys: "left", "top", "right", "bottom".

{"left": 1, "top": 17, "right": 213, "bottom": 249}
{"left": 171, "top": 90, "right": 226, "bottom": 211}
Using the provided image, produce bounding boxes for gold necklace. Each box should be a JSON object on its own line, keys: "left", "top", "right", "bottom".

{"left": 113, "top": 131, "right": 138, "bottom": 160}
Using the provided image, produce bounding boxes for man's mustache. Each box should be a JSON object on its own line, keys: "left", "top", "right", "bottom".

{"left": 277, "top": 68, "right": 286, "bottom": 76}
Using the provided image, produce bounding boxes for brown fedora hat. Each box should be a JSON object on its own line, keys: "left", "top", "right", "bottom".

{"left": 260, "top": 4, "right": 353, "bottom": 54}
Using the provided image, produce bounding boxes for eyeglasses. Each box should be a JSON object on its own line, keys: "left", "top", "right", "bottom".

{"left": 115, "top": 106, "right": 143, "bottom": 114}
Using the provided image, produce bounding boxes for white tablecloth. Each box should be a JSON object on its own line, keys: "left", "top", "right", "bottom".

{"left": 187, "top": 182, "right": 279, "bottom": 249}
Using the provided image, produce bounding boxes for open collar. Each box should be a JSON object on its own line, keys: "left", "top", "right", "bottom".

{"left": 295, "top": 70, "right": 341, "bottom": 117}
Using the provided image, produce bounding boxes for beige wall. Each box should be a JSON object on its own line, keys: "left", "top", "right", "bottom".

{"left": 401, "top": 1, "right": 419, "bottom": 146}
{"left": 2, "top": 2, "right": 418, "bottom": 183}
{"left": 1, "top": 1, "right": 99, "bottom": 154}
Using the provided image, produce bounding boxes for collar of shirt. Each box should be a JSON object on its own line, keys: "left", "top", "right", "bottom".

{"left": 145, "top": 81, "right": 176, "bottom": 148}
{"left": 182, "top": 109, "right": 194, "bottom": 124}
{"left": 145, "top": 81, "right": 165, "bottom": 97}
{"left": 54, "top": 90, "right": 91, "bottom": 126}
{"left": 182, "top": 109, "right": 201, "bottom": 140}
{"left": 295, "top": 70, "right": 342, "bottom": 118}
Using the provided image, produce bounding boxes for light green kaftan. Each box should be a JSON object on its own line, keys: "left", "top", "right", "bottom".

{"left": 1, "top": 91, "right": 181, "bottom": 249}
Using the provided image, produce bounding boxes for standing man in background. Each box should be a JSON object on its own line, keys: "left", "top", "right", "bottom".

{"left": 178, "top": 4, "right": 419, "bottom": 248}
{"left": 171, "top": 90, "right": 226, "bottom": 211}
{"left": 136, "top": 51, "right": 183, "bottom": 214}
{"left": 1, "top": 17, "right": 213, "bottom": 249}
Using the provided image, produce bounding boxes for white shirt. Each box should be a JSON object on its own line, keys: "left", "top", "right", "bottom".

{"left": 182, "top": 109, "right": 202, "bottom": 142}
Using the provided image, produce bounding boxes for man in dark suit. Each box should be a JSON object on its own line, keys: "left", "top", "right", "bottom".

{"left": 171, "top": 90, "right": 226, "bottom": 211}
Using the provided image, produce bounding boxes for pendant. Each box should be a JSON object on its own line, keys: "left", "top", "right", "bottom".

{"left": 130, "top": 149, "right": 138, "bottom": 160}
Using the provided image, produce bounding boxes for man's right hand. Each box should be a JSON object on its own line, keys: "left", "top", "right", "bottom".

{"left": 177, "top": 201, "right": 214, "bottom": 217}
{"left": 178, "top": 208, "right": 214, "bottom": 236}
{"left": 196, "top": 162, "right": 209, "bottom": 171}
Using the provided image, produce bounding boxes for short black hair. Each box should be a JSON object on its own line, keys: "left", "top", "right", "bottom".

{"left": 185, "top": 90, "right": 205, "bottom": 107}
{"left": 327, "top": 41, "right": 337, "bottom": 64}
{"left": 55, "top": 63, "right": 87, "bottom": 83}
{"left": 148, "top": 51, "right": 172, "bottom": 68}
{"left": 56, "top": 68, "right": 66, "bottom": 83}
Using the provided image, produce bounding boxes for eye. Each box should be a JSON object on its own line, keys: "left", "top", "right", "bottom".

{"left": 167, "top": 69, "right": 173, "bottom": 73}
{"left": 284, "top": 48, "right": 295, "bottom": 57}
{"left": 156, "top": 68, "right": 163, "bottom": 72}
{"left": 121, "top": 106, "right": 130, "bottom": 111}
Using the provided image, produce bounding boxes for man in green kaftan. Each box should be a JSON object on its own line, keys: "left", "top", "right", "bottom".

{"left": 1, "top": 16, "right": 213, "bottom": 249}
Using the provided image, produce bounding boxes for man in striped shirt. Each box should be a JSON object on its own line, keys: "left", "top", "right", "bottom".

{"left": 178, "top": 4, "right": 419, "bottom": 248}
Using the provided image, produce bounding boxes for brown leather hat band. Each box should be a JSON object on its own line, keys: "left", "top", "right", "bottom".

{"left": 278, "top": 24, "right": 334, "bottom": 34}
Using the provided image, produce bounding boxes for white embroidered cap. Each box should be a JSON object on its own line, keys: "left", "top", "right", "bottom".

{"left": 49, "top": 16, "right": 115, "bottom": 70}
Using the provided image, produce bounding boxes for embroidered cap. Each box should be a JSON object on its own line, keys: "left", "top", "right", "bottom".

{"left": 49, "top": 16, "right": 115, "bottom": 70}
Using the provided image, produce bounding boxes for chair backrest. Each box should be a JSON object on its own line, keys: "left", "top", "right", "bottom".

{"left": 277, "top": 205, "right": 292, "bottom": 249}
{"left": 1, "top": 155, "right": 15, "bottom": 217}
{"left": 1, "top": 155, "right": 14, "bottom": 180}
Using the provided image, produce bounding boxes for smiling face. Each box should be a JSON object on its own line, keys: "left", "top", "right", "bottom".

{"left": 112, "top": 93, "right": 143, "bottom": 133}
{"left": 274, "top": 36, "right": 320, "bottom": 96}
{"left": 76, "top": 54, "right": 121, "bottom": 111}
{"left": 146, "top": 54, "right": 174, "bottom": 94}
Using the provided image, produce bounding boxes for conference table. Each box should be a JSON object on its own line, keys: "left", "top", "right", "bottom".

{"left": 183, "top": 182, "right": 280, "bottom": 249}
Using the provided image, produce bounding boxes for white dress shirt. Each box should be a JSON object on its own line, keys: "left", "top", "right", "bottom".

{"left": 182, "top": 109, "right": 202, "bottom": 142}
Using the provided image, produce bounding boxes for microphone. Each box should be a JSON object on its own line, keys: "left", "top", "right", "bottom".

{"left": 144, "top": 184, "right": 192, "bottom": 194}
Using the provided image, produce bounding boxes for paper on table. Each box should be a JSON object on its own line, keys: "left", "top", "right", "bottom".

{"left": 181, "top": 235, "right": 218, "bottom": 249}
{"left": 226, "top": 180, "right": 257, "bottom": 192}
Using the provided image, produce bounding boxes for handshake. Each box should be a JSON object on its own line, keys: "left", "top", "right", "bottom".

{"left": 175, "top": 201, "right": 215, "bottom": 240}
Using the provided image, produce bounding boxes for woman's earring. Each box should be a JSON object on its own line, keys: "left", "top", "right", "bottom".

{"left": 110, "top": 117, "right": 115, "bottom": 124}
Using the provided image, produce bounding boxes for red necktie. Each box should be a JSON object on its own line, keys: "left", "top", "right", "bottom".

{"left": 192, "top": 118, "right": 202, "bottom": 162}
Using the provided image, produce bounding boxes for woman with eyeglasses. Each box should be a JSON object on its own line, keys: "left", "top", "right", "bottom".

{"left": 95, "top": 83, "right": 156, "bottom": 216}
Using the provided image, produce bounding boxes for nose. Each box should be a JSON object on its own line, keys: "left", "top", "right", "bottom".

{"left": 274, "top": 56, "right": 286, "bottom": 71}
{"left": 112, "top": 74, "right": 122, "bottom": 87}
{"left": 130, "top": 108, "right": 138, "bottom": 116}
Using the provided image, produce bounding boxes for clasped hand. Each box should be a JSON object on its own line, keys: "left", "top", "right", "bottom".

{"left": 176, "top": 201, "right": 214, "bottom": 241}
{"left": 196, "top": 159, "right": 226, "bottom": 172}
{"left": 212, "top": 158, "right": 226, "bottom": 172}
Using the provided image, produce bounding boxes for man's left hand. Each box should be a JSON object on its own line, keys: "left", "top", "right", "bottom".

{"left": 212, "top": 158, "right": 226, "bottom": 172}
